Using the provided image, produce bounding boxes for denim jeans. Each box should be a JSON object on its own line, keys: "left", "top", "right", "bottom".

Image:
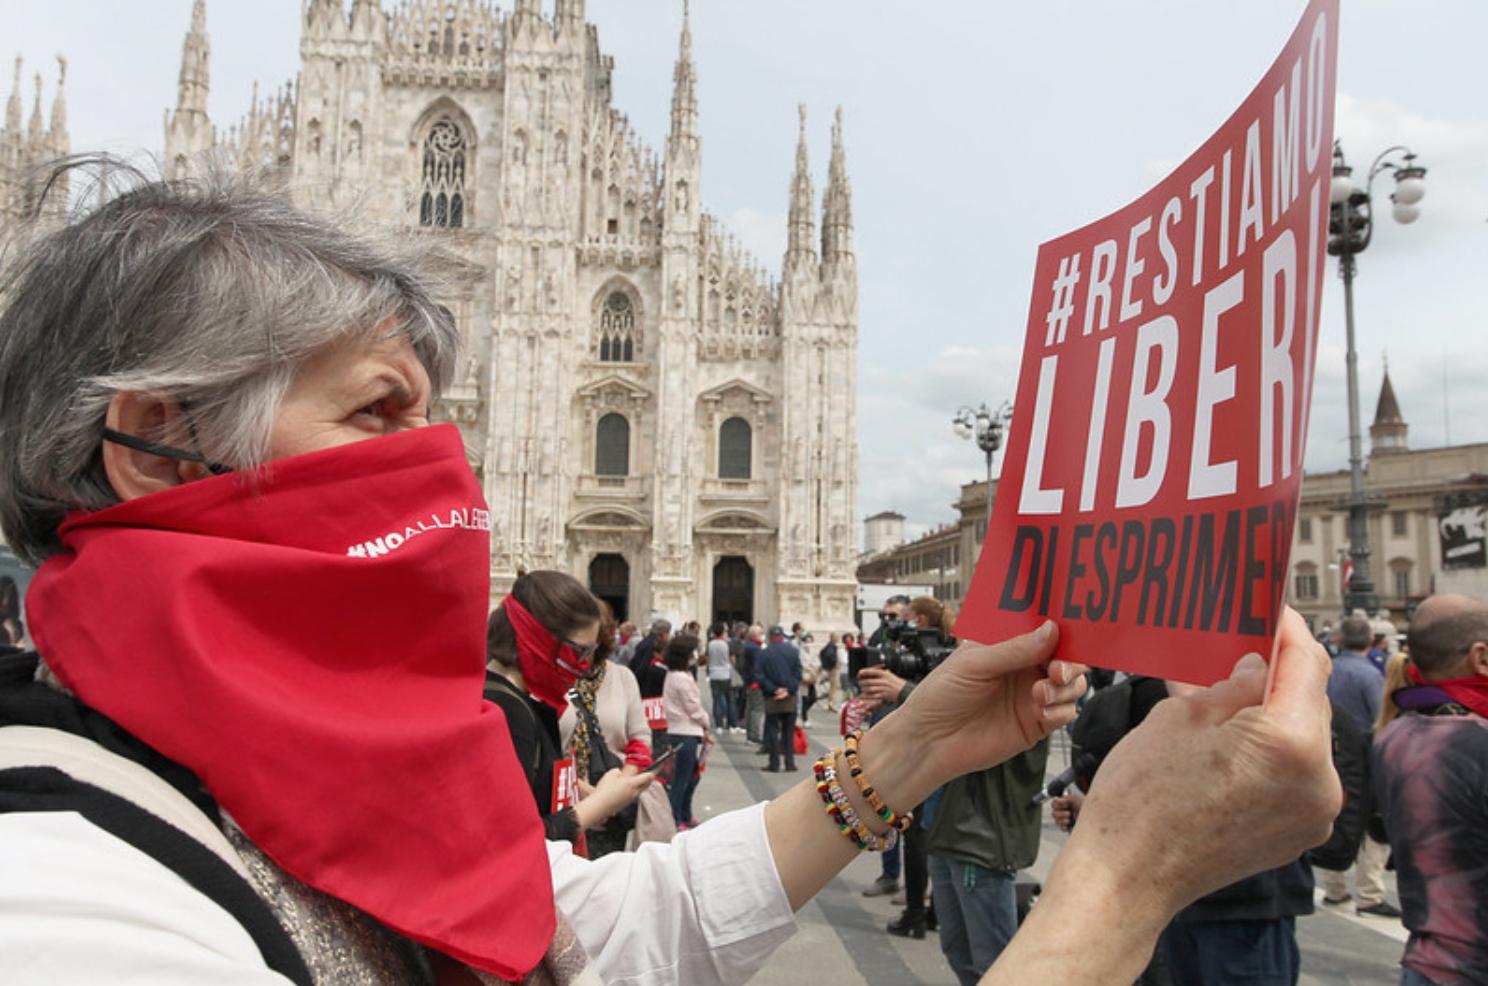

{"left": 667, "top": 734, "right": 701, "bottom": 827}
{"left": 709, "top": 678, "right": 733, "bottom": 729}
{"left": 1401, "top": 968, "right": 1442, "bottom": 986}
{"left": 879, "top": 839, "right": 902, "bottom": 881}
{"left": 1162, "top": 917, "right": 1299, "bottom": 986}
{"left": 929, "top": 855, "right": 1017, "bottom": 986}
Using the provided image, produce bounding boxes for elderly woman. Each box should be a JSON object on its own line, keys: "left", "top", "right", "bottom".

{"left": 0, "top": 166, "right": 1341, "bottom": 986}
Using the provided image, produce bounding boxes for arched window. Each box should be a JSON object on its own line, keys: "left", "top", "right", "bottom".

{"left": 596, "top": 413, "right": 630, "bottom": 476}
{"left": 419, "top": 119, "right": 466, "bottom": 229}
{"left": 598, "top": 291, "right": 635, "bottom": 362}
{"left": 719, "top": 416, "right": 752, "bottom": 480}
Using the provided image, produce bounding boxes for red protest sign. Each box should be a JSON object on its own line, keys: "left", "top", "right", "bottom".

{"left": 955, "top": 0, "right": 1338, "bottom": 685}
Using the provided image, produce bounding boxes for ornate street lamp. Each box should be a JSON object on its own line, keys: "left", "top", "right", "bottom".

{"left": 953, "top": 401, "right": 1012, "bottom": 539}
{"left": 1328, "top": 140, "right": 1427, "bottom": 615}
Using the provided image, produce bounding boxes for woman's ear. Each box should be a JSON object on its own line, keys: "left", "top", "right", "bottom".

{"left": 102, "top": 392, "right": 212, "bottom": 501}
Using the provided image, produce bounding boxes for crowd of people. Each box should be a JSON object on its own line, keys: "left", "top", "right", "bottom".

{"left": 0, "top": 162, "right": 1401, "bottom": 986}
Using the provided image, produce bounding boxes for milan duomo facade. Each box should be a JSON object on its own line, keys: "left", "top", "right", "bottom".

{"left": 158, "top": 0, "right": 860, "bottom": 629}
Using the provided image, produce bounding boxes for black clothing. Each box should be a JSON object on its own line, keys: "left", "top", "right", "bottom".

{"left": 631, "top": 634, "right": 663, "bottom": 677}
{"left": 482, "top": 671, "right": 581, "bottom": 845}
{"left": 636, "top": 657, "right": 668, "bottom": 701}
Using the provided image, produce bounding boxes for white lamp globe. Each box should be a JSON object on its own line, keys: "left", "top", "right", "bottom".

{"left": 1394, "top": 174, "right": 1426, "bottom": 205}
{"left": 1391, "top": 200, "right": 1421, "bottom": 224}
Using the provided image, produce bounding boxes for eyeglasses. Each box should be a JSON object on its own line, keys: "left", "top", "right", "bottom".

{"left": 561, "top": 638, "right": 599, "bottom": 661}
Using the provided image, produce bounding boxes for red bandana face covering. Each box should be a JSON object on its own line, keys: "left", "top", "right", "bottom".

{"left": 503, "top": 595, "right": 591, "bottom": 714}
{"left": 28, "top": 424, "right": 554, "bottom": 980}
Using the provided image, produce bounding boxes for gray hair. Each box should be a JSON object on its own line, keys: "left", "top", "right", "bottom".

{"left": 1338, "top": 615, "right": 1372, "bottom": 652}
{"left": 0, "top": 158, "right": 460, "bottom": 566}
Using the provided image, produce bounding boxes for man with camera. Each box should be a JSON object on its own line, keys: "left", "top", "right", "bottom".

{"left": 856, "top": 594, "right": 913, "bottom": 899}
{"left": 862, "top": 597, "right": 1045, "bottom": 984}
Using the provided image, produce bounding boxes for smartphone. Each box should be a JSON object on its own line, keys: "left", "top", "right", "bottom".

{"left": 846, "top": 645, "right": 880, "bottom": 686}
{"left": 643, "top": 745, "right": 678, "bottom": 774}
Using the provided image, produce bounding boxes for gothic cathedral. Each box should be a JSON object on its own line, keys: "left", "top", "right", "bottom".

{"left": 162, "top": 0, "right": 860, "bottom": 629}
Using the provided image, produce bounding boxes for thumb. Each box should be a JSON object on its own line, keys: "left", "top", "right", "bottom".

{"left": 1260, "top": 607, "right": 1333, "bottom": 727}
{"left": 1194, "top": 652, "right": 1270, "bottom": 720}
{"left": 960, "top": 619, "right": 1060, "bottom": 676}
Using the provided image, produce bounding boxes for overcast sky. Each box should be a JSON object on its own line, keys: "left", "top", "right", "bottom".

{"left": 5, "top": 1, "right": 1485, "bottom": 542}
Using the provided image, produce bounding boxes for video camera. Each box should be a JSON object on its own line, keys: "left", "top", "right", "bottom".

{"left": 846, "top": 620, "right": 954, "bottom": 685}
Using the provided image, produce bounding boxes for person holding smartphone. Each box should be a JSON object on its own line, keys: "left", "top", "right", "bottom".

{"left": 485, "top": 571, "right": 653, "bottom": 848}
{"left": 560, "top": 601, "right": 656, "bottom": 857}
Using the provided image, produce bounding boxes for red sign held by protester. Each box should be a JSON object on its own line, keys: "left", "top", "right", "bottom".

{"left": 956, "top": 0, "right": 1339, "bottom": 685}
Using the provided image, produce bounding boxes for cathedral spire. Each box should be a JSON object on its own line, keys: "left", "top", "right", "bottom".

{"left": 6, "top": 58, "right": 21, "bottom": 139}
{"left": 349, "top": 0, "right": 382, "bottom": 38}
{"left": 556, "top": 0, "right": 586, "bottom": 33}
{"left": 785, "top": 104, "right": 816, "bottom": 270}
{"left": 49, "top": 56, "right": 68, "bottom": 155}
{"left": 1370, "top": 362, "right": 1409, "bottom": 455}
{"left": 512, "top": 0, "right": 542, "bottom": 28}
{"left": 305, "top": 0, "right": 345, "bottom": 37}
{"left": 27, "top": 72, "right": 44, "bottom": 148}
{"left": 821, "top": 106, "right": 853, "bottom": 269}
{"left": 177, "top": 0, "right": 210, "bottom": 117}
{"left": 668, "top": 0, "right": 697, "bottom": 139}
{"left": 165, "top": 0, "right": 214, "bottom": 177}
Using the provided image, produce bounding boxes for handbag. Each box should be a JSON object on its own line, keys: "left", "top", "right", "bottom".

{"left": 764, "top": 695, "right": 795, "bottom": 714}
{"left": 573, "top": 697, "right": 639, "bottom": 836}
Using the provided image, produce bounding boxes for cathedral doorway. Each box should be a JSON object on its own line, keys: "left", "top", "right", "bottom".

{"left": 712, "top": 556, "right": 753, "bottom": 625}
{"left": 589, "top": 553, "right": 630, "bottom": 623}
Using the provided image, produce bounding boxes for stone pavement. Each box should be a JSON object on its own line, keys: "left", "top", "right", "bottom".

{"left": 688, "top": 709, "right": 960, "bottom": 986}
{"left": 684, "top": 688, "right": 1410, "bottom": 986}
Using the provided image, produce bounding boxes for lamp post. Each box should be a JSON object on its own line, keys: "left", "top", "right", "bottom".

{"left": 1328, "top": 140, "right": 1427, "bottom": 615}
{"left": 953, "top": 401, "right": 1012, "bottom": 540}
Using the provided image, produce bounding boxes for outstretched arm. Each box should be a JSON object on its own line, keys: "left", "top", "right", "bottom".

{"left": 764, "top": 621, "right": 1086, "bottom": 909}
{"left": 980, "top": 607, "right": 1339, "bottom": 986}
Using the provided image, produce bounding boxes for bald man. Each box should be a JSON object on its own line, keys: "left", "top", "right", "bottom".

{"left": 1373, "top": 594, "right": 1488, "bottom": 986}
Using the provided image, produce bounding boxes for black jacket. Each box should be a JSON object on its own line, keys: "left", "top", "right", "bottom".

{"left": 482, "top": 671, "right": 581, "bottom": 845}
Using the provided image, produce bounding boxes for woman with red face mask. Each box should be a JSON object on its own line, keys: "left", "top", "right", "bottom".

{"left": 484, "top": 571, "right": 653, "bottom": 849}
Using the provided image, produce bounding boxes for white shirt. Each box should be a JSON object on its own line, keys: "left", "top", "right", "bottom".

{"left": 0, "top": 802, "right": 795, "bottom": 985}
{"left": 705, "top": 638, "right": 733, "bottom": 682}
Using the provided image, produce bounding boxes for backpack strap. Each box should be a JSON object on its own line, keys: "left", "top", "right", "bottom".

{"left": 0, "top": 725, "right": 313, "bottom": 986}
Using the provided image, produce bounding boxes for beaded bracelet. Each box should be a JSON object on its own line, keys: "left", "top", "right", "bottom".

{"left": 841, "top": 729, "right": 913, "bottom": 832}
{"left": 813, "top": 751, "right": 897, "bottom": 852}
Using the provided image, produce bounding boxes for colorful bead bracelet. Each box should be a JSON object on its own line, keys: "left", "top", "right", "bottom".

{"left": 842, "top": 729, "right": 913, "bottom": 833}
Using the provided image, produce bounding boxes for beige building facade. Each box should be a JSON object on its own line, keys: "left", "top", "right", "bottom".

{"left": 155, "top": 0, "right": 860, "bottom": 629}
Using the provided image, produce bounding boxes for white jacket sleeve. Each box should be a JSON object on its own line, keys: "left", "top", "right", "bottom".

{"left": 547, "top": 801, "right": 796, "bottom": 986}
